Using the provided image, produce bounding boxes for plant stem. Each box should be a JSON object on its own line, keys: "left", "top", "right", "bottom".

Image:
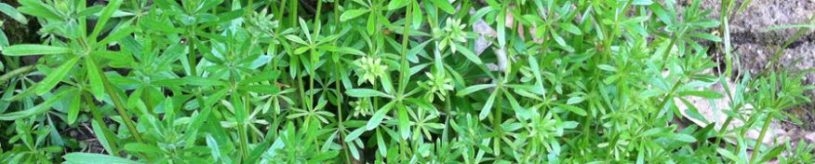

{"left": 397, "top": 1, "right": 413, "bottom": 96}
{"left": 0, "top": 65, "right": 35, "bottom": 85}
{"left": 92, "top": 57, "right": 143, "bottom": 143}
{"left": 749, "top": 113, "right": 774, "bottom": 163}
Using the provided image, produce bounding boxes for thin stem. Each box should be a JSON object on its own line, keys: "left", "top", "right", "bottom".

{"left": 187, "top": 27, "right": 198, "bottom": 76}
{"left": 493, "top": 87, "right": 503, "bottom": 158}
{"left": 0, "top": 65, "right": 35, "bottom": 85}
{"left": 749, "top": 113, "right": 774, "bottom": 163}
{"left": 397, "top": 1, "right": 413, "bottom": 96}
{"left": 397, "top": 1, "right": 413, "bottom": 160}
{"left": 92, "top": 57, "right": 143, "bottom": 142}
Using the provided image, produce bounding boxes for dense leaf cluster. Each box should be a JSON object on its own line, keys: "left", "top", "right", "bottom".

{"left": 0, "top": 0, "right": 813, "bottom": 163}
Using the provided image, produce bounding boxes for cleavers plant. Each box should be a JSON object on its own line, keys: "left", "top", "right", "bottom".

{"left": 0, "top": 0, "right": 813, "bottom": 163}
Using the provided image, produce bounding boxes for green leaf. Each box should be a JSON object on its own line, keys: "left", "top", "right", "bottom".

{"left": 386, "top": 0, "right": 409, "bottom": 10}
{"left": 376, "top": 130, "right": 387, "bottom": 156}
{"left": 85, "top": 58, "right": 105, "bottom": 100}
{"left": 690, "top": 32, "right": 722, "bottom": 42}
{"left": 597, "top": 64, "right": 617, "bottom": 72}
{"left": 479, "top": 92, "right": 498, "bottom": 120}
{"left": 430, "top": 0, "right": 456, "bottom": 14}
{"left": 457, "top": 84, "right": 495, "bottom": 96}
{"left": 124, "top": 143, "right": 162, "bottom": 154}
{"left": 346, "top": 89, "right": 393, "bottom": 99}
{"left": 98, "top": 25, "right": 136, "bottom": 45}
{"left": 340, "top": 9, "right": 369, "bottom": 22}
{"left": 397, "top": 105, "right": 410, "bottom": 140}
{"left": 0, "top": 31, "right": 8, "bottom": 48}
{"left": 90, "top": 0, "right": 124, "bottom": 41}
{"left": 91, "top": 120, "right": 115, "bottom": 154}
{"left": 0, "top": 90, "right": 69, "bottom": 120}
{"left": 0, "top": 3, "right": 28, "bottom": 23}
{"left": 557, "top": 104, "right": 587, "bottom": 116}
{"left": 345, "top": 127, "right": 367, "bottom": 142}
{"left": 35, "top": 57, "right": 80, "bottom": 95}
{"left": 716, "top": 148, "right": 739, "bottom": 161}
{"left": 366, "top": 102, "right": 394, "bottom": 130}
{"left": 2, "top": 44, "right": 72, "bottom": 56}
{"left": 759, "top": 145, "right": 786, "bottom": 163}
{"left": 678, "top": 90, "right": 723, "bottom": 99}
{"left": 559, "top": 23, "right": 583, "bottom": 35}
{"left": 63, "top": 153, "right": 141, "bottom": 164}
{"left": 670, "top": 133, "right": 697, "bottom": 143}
{"left": 453, "top": 43, "right": 483, "bottom": 65}
{"left": 17, "top": 0, "right": 62, "bottom": 20}
{"left": 632, "top": 0, "right": 654, "bottom": 5}
{"left": 411, "top": 1, "right": 422, "bottom": 29}
{"left": 67, "top": 92, "right": 81, "bottom": 125}
{"left": 566, "top": 96, "right": 585, "bottom": 105}
{"left": 284, "top": 35, "right": 308, "bottom": 45}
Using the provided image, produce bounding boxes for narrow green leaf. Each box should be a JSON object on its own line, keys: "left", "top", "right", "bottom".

{"left": 398, "top": 105, "right": 410, "bottom": 140}
{"left": 124, "top": 143, "right": 162, "bottom": 154}
{"left": 557, "top": 104, "right": 587, "bottom": 116}
{"left": 91, "top": 120, "right": 115, "bottom": 154}
{"left": 453, "top": 43, "right": 483, "bottom": 64}
{"left": 759, "top": 145, "right": 786, "bottom": 163}
{"left": 85, "top": 57, "right": 105, "bottom": 100}
{"left": 366, "top": 102, "right": 394, "bottom": 130}
{"left": 559, "top": 23, "right": 583, "bottom": 35}
{"left": 35, "top": 57, "right": 79, "bottom": 95}
{"left": 340, "top": 9, "right": 369, "bottom": 22}
{"left": 63, "top": 153, "right": 141, "bottom": 164}
{"left": 17, "top": 0, "right": 62, "bottom": 20}
{"left": 386, "top": 0, "right": 409, "bottom": 10}
{"left": 67, "top": 92, "right": 81, "bottom": 125}
{"left": 376, "top": 130, "right": 387, "bottom": 156}
{"left": 98, "top": 25, "right": 135, "bottom": 45}
{"left": 90, "top": 0, "right": 123, "bottom": 41}
{"left": 0, "top": 3, "right": 28, "bottom": 23}
{"left": 678, "top": 90, "right": 723, "bottom": 99}
{"left": 479, "top": 92, "right": 498, "bottom": 120}
{"left": 597, "top": 64, "right": 617, "bottom": 72}
{"left": 3, "top": 44, "right": 71, "bottom": 56}
{"left": 457, "top": 84, "right": 495, "bottom": 96}
{"left": 0, "top": 90, "right": 69, "bottom": 120}
{"left": 346, "top": 88, "right": 393, "bottom": 98}
{"left": 632, "top": 0, "right": 654, "bottom": 5}
{"left": 671, "top": 133, "right": 698, "bottom": 143}
{"left": 716, "top": 148, "right": 739, "bottom": 161}
{"left": 566, "top": 96, "right": 586, "bottom": 105}
{"left": 430, "top": 0, "right": 456, "bottom": 14}
{"left": 345, "top": 127, "right": 366, "bottom": 142}
{"left": 284, "top": 35, "right": 308, "bottom": 45}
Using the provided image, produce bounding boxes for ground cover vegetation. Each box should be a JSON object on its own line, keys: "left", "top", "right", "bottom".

{"left": 0, "top": 0, "right": 813, "bottom": 163}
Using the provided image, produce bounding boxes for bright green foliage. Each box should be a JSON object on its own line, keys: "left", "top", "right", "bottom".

{"left": 0, "top": 0, "right": 813, "bottom": 163}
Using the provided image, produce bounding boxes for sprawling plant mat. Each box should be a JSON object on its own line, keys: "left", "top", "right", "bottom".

{"left": 0, "top": 0, "right": 813, "bottom": 163}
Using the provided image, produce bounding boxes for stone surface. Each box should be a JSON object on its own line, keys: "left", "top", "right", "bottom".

{"left": 676, "top": 0, "right": 815, "bottom": 150}
{"left": 692, "top": 0, "right": 815, "bottom": 45}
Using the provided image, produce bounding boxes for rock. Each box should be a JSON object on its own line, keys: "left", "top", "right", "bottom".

{"left": 689, "top": 0, "right": 815, "bottom": 45}
{"left": 676, "top": 80, "right": 791, "bottom": 147}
